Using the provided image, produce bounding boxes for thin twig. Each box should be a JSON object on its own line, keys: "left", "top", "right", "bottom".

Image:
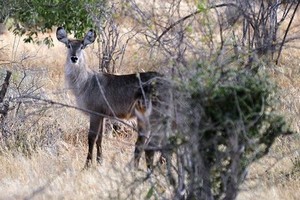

{"left": 14, "top": 95, "right": 138, "bottom": 132}
{"left": 154, "top": 3, "right": 237, "bottom": 44}
{"left": 276, "top": 1, "right": 300, "bottom": 64}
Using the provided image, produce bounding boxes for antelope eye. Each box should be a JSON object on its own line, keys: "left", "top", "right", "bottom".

{"left": 66, "top": 44, "right": 71, "bottom": 49}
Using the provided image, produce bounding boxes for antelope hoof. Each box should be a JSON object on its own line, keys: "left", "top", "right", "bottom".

{"left": 96, "top": 157, "right": 103, "bottom": 165}
{"left": 83, "top": 159, "right": 92, "bottom": 170}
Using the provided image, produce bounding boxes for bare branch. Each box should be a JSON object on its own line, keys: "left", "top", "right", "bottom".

{"left": 276, "top": 1, "right": 300, "bottom": 64}
{"left": 13, "top": 95, "right": 138, "bottom": 132}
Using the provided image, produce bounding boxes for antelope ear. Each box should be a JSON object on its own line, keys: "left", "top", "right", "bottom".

{"left": 83, "top": 29, "right": 97, "bottom": 48}
{"left": 56, "top": 27, "right": 69, "bottom": 45}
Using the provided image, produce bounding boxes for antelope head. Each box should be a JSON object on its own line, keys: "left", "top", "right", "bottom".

{"left": 56, "top": 27, "right": 97, "bottom": 65}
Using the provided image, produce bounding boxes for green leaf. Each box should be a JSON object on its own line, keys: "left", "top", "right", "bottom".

{"left": 3, "top": 0, "right": 105, "bottom": 47}
{"left": 145, "top": 186, "right": 154, "bottom": 199}
{"left": 197, "top": 1, "right": 208, "bottom": 12}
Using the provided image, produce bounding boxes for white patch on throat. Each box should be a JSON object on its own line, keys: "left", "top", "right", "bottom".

{"left": 64, "top": 52, "right": 92, "bottom": 94}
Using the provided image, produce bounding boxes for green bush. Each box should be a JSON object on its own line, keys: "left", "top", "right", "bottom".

{"left": 177, "top": 67, "right": 292, "bottom": 199}
{"left": 1, "top": 0, "right": 106, "bottom": 46}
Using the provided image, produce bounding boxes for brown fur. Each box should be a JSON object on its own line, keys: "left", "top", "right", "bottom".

{"left": 56, "top": 27, "right": 169, "bottom": 169}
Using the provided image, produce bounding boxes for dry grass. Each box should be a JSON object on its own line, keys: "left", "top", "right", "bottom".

{"left": 0, "top": 149, "right": 161, "bottom": 199}
{"left": 0, "top": 130, "right": 170, "bottom": 199}
{"left": 1, "top": 14, "right": 300, "bottom": 199}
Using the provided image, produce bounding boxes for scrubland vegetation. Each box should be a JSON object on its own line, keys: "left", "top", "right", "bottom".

{"left": 1, "top": 1, "right": 300, "bottom": 199}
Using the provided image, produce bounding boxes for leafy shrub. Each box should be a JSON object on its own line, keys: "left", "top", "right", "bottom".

{"left": 1, "top": 0, "right": 106, "bottom": 46}
{"left": 173, "top": 67, "right": 293, "bottom": 199}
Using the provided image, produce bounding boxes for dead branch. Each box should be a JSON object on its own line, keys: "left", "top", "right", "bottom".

{"left": 0, "top": 70, "right": 12, "bottom": 119}
{"left": 0, "top": 70, "right": 11, "bottom": 103}
{"left": 154, "top": 3, "right": 236, "bottom": 45}
{"left": 276, "top": 1, "right": 300, "bottom": 64}
{"left": 14, "top": 95, "right": 138, "bottom": 132}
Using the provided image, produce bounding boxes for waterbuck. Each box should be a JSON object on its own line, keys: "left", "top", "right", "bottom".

{"left": 56, "top": 27, "right": 170, "bottom": 170}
